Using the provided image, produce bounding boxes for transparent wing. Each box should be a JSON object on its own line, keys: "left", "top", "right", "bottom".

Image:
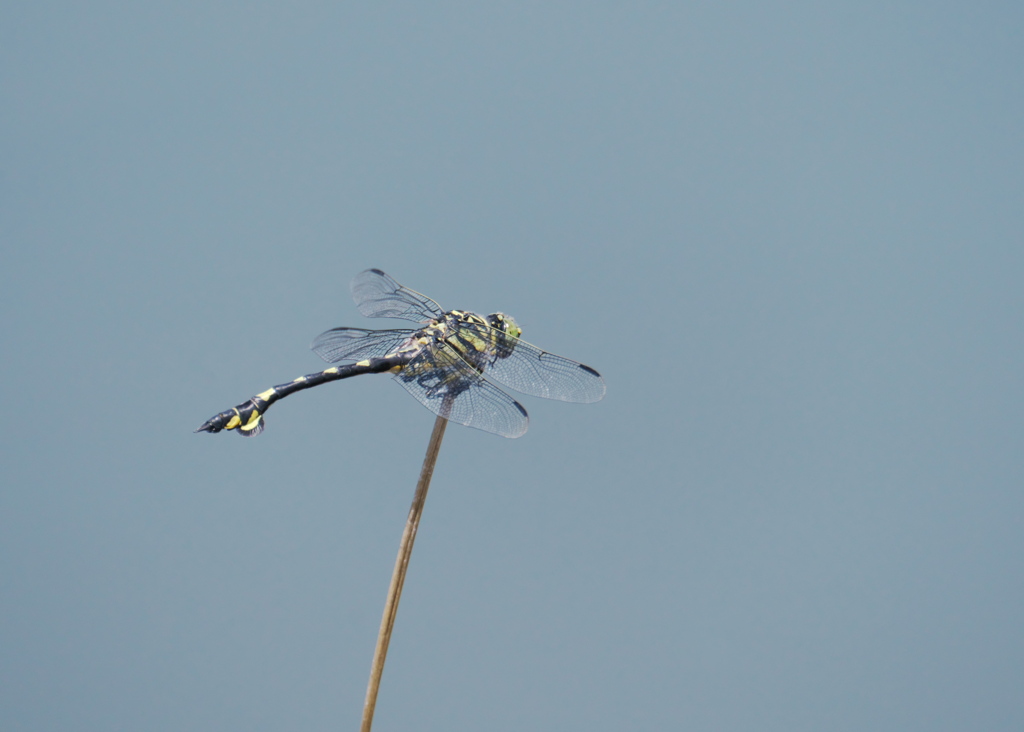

{"left": 351, "top": 269, "right": 445, "bottom": 322}
{"left": 450, "top": 320, "right": 606, "bottom": 403}
{"left": 393, "top": 344, "right": 529, "bottom": 438}
{"left": 310, "top": 327, "right": 414, "bottom": 363}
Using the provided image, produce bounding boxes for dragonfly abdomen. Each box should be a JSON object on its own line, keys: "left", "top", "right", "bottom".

{"left": 195, "top": 355, "right": 408, "bottom": 437}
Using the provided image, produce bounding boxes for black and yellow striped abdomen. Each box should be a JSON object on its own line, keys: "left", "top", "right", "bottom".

{"left": 195, "top": 355, "right": 409, "bottom": 437}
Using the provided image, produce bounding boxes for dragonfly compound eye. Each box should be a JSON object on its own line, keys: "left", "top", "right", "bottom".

{"left": 488, "top": 313, "right": 521, "bottom": 340}
{"left": 487, "top": 313, "right": 521, "bottom": 359}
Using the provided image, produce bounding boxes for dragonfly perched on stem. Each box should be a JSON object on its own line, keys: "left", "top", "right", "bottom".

{"left": 195, "top": 268, "right": 605, "bottom": 438}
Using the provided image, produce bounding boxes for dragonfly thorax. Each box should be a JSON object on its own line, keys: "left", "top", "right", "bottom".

{"left": 411, "top": 310, "right": 523, "bottom": 372}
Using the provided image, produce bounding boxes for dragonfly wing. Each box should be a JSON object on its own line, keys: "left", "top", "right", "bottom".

{"left": 452, "top": 320, "right": 606, "bottom": 403}
{"left": 392, "top": 345, "right": 529, "bottom": 438}
{"left": 351, "top": 269, "right": 445, "bottom": 322}
{"left": 310, "top": 327, "right": 414, "bottom": 363}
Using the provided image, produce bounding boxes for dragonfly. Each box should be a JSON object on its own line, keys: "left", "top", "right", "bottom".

{"left": 195, "top": 269, "right": 605, "bottom": 438}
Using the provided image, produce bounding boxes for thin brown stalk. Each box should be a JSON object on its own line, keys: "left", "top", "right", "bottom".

{"left": 360, "top": 411, "right": 449, "bottom": 732}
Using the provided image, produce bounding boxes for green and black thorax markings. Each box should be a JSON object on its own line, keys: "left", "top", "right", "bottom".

{"left": 196, "top": 269, "right": 604, "bottom": 439}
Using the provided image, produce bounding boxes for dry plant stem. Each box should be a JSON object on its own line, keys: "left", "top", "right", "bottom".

{"left": 360, "top": 413, "right": 449, "bottom": 732}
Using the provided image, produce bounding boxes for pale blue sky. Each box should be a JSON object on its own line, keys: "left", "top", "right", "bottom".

{"left": 3, "top": 3, "right": 1022, "bottom": 730}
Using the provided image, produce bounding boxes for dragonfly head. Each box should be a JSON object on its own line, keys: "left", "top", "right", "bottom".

{"left": 487, "top": 313, "right": 521, "bottom": 359}
{"left": 487, "top": 313, "right": 521, "bottom": 339}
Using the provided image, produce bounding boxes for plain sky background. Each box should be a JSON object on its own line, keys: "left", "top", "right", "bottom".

{"left": 3, "top": 3, "right": 1022, "bottom": 730}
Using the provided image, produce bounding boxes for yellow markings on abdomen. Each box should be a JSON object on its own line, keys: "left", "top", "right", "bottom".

{"left": 225, "top": 412, "right": 242, "bottom": 430}
{"left": 257, "top": 388, "right": 276, "bottom": 401}
{"left": 241, "top": 411, "right": 263, "bottom": 431}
